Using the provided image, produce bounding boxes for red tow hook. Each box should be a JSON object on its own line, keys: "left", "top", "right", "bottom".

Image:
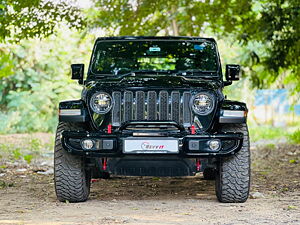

{"left": 191, "top": 125, "right": 196, "bottom": 134}
{"left": 107, "top": 124, "right": 112, "bottom": 134}
{"left": 102, "top": 158, "right": 107, "bottom": 171}
{"left": 196, "top": 159, "right": 201, "bottom": 172}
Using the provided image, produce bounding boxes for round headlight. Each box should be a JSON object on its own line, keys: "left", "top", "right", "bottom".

{"left": 90, "top": 92, "right": 112, "bottom": 114}
{"left": 192, "top": 93, "right": 214, "bottom": 115}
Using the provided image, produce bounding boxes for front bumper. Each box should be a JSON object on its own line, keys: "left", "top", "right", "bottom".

{"left": 61, "top": 131, "right": 243, "bottom": 158}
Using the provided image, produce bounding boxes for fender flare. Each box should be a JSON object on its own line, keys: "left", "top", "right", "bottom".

{"left": 219, "top": 100, "right": 248, "bottom": 123}
{"left": 59, "top": 100, "right": 90, "bottom": 123}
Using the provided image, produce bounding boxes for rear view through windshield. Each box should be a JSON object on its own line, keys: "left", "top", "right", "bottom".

{"left": 90, "top": 40, "right": 219, "bottom": 76}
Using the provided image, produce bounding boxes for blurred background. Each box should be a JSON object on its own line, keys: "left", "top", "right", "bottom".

{"left": 0, "top": 2, "right": 299, "bottom": 218}
{"left": 0, "top": 0, "right": 299, "bottom": 147}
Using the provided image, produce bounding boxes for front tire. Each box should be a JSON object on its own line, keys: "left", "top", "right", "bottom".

{"left": 54, "top": 122, "right": 91, "bottom": 202}
{"left": 215, "top": 123, "right": 250, "bottom": 203}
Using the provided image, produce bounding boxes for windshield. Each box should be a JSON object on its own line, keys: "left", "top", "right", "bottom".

{"left": 90, "top": 40, "right": 219, "bottom": 76}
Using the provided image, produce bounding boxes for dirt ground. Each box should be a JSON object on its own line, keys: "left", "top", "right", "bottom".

{"left": 0, "top": 134, "right": 299, "bottom": 225}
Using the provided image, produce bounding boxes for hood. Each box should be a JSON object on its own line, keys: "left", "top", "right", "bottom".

{"left": 85, "top": 74, "right": 222, "bottom": 90}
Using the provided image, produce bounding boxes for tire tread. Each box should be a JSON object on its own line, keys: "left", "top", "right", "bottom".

{"left": 216, "top": 123, "right": 250, "bottom": 203}
{"left": 54, "top": 122, "right": 90, "bottom": 202}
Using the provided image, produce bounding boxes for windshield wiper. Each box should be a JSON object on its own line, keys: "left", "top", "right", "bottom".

{"left": 117, "top": 70, "right": 171, "bottom": 78}
{"left": 174, "top": 70, "right": 217, "bottom": 78}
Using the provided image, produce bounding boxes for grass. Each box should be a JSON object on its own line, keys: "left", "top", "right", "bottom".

{"left": 0, "top": 137, "right": 52, "bottom": 165}
{"left": 288, "top": 129, "right": 300, "bottom": 144}
{"left": 249, "top": 123, "right": 300, "bottom": 143}
{"left": 249, "top": 125, "right": 288, "bottom": 142}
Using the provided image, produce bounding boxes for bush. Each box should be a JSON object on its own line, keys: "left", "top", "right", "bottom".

{"left": 289, "top": 130, "right": 300, "bottom": 144}
{"left": 0, "top": 28, "right": 93, "bottom": 133}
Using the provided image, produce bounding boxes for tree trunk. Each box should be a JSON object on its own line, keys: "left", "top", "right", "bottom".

{"left": 171, "top": 5, "right": 179, "bottom": 36}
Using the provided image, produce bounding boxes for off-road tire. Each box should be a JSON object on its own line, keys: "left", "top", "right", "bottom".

{"left": 203, "top": 168, "right": 216, "bottom": 180}
{"left": 54, "top": 122, "right": 91, "bottom": 202}
{"left": 215, "top": 123, "right": 250, "bottom": 203}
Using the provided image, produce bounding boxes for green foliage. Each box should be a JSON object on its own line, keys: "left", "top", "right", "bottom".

{"left": 23, "top": 154, "right": 33, "bottom": 164}
{"left": 287, "top": 205, "right": 297, "bottom": 210}
{"left": 88, "top": 0, "right": 253, "bottom": 36}
{"left": 249, "top": 126, "right": 288, "bottom": 142}
{"left": 239, "top": 0, "right": 299, "bottom": 73}
{"left": 29, "top": 138, "right": 42, "bottom": 153}
{"left": 0, "top": 28, "right": 93, "bottom": 133}
{"left": 237, "top": 0, "right": 299, "bottom": 99}
{"left": 0, "top": 136, "right": 52, "bottom": 164}
{"left": 289, "top": 130, "right": 300, "bottom": 144}
{"left": 0, "top": 0, "right": 85, "bottom": 42}
{"left": 265, "top": 143, "right": 276, "bottom": 150}
{"left": 12, "top": 148, "right": 22, "bottom": 160}
{"left": 0, "top": 143, "right": 10, "bottom": 154}
{"left": 0, "top": 181, "right": 5, "bottom": 188}
{"left": 0, "top": 48, "right": 14, "bottom": 77}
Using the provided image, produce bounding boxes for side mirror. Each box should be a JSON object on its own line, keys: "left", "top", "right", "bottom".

{"left": 225, "top": 64, "right": 240, "bottom": 81}
{"left": 71, "top": 64, "right": 84, "bottom": 84}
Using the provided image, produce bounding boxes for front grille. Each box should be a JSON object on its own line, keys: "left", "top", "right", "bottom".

{"left": 112, "top": 90, "right": 192, "bottom": 127}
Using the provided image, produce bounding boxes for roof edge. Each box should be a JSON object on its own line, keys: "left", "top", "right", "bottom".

{"left": 95, "top": 36, "right": 216, "bottom": 42}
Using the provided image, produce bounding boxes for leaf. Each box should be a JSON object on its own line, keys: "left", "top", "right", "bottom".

{"left": 23, "top": 154, "right": 33, "bottom": 164}
{"left": 287, "top": 205, "right": 297, "bottom": 210}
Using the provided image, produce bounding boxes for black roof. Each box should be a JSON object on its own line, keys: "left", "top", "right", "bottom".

{"left": 96, "top": 36, "right": 216, "bottom": 42}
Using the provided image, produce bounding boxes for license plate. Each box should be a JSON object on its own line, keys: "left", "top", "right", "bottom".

{"left": 123, "top": 138, "right": 179, "bottom": 154}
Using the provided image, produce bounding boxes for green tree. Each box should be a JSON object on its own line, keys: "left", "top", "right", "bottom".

{"left": 238, "top": 0, "right": 299, "bottom": 94}
{"left": 0, "top": 0, "right": 85, "bottom": 42}
{"left": 0, "top": 28, "right": 93, "bottom": 133}
{"left": 0, "top": 0, "right": 86, "bottom": 79}
{"left": 88, "top": 0, "right": 299, "bottom": 94}
{"left": 87, "top": 0, "right": 253, "bottom": 36}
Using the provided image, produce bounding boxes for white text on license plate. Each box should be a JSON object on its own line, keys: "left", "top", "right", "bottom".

{"left": 124, "top": 139, "right": 179, "bottom": 154}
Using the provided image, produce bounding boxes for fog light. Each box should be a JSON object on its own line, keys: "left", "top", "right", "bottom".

{"left": 81, "top": 139, "right": 94, "bottom": 150}
{"left": 208, "top": 140, "right": 221, "bottom": 151}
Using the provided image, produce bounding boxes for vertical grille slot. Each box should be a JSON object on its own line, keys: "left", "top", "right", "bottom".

{"left": 112, "top": 92, "right": 121, "bottom": 126}
{"left": 124, "top": 91, "right": 133, "bottom": 121}
{"left": 159, "top": 91, "right": 169, "bottom": 120}
{"left": 147, "top": 91, "right": 157, "bottom": 120}
{"left": 136, "top": 91, "right": 145, "bottom": 120}
{"left": 171, "top": 91, "right": 180, "bottom": 123}
{"left": 183, "top": 92, "right": 192, "bottom": 127}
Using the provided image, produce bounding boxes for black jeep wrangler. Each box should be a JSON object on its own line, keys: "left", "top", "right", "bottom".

{"left": 54, "top": 36, "right": 250, "bottom": 203}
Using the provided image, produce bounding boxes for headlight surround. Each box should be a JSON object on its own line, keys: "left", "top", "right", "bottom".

{"left": 192, "top": 93, "right": 215, "bottom": 115}
{"left": 90, "top": 92, "right": 112, "bottom": 114}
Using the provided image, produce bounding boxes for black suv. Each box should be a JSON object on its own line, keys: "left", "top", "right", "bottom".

{"left": 54, "top": 36, "right": 250, "bottom": 203}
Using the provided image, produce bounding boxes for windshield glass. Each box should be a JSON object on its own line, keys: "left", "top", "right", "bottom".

{"left": 90, "top": 40, "right": 219, "bottom": 76}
